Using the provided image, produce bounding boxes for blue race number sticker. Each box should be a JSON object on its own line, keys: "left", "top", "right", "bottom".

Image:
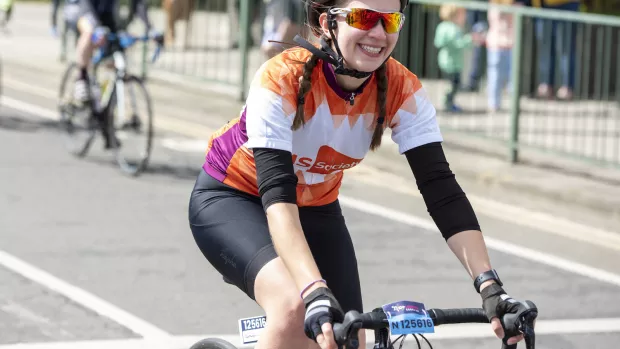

{"left": 238, "top": 315, "right": 267, "bottom": 344}
{"left": 381, "top": 301, "right": 435, "bottom": 335}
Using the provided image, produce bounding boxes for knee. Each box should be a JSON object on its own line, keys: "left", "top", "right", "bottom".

{"left": 77, "top": 18, "right": 94, "bottom": 38}
{"left": 265, "top": 294, "right": 305, "bottom": 334}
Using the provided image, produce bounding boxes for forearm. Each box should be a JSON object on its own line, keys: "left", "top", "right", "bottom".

{"left": 446, "top": 230, "right": 497, "bottom": 291}
{"left": 51, "top": 0, "right": 59, "bottom": 26}
{"left": 265, "top": 202, "right": 325, "bottom": 295}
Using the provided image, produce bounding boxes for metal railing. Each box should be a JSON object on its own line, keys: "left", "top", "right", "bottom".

{"left": 398, "top": 0, "right": 620, "bottom": 167}
{"left": 135, "top": 0, "right": 265, "bottom": 100}
{"left": 131, "top": 0, "right": 619, "bottom": 168}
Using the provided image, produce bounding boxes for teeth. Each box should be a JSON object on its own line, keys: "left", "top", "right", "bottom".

{"left": 360, "top": 44, "right": 381, "bottom": 54}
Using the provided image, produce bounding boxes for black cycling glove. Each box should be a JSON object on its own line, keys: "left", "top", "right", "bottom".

{"left": 303, "top": 287, "right": 345, "bottom": 341}
{"left": 481, "top": 283, "right": 528, "bottom": 341}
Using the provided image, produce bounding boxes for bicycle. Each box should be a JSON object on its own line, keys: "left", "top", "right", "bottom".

{"left": 189, "top": 298, "right": 538, "bottom": 349}
{"left": 58, "top": 29, "right": 163, "bottom": 176}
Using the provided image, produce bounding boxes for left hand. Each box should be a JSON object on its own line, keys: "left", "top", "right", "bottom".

{"left": 481, "top": 283, "right": 532, "bottom": 345}
{"left": 472, "top": 32, "right": 486, "bottom": 46}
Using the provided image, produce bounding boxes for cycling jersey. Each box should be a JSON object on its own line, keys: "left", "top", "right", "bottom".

{"left": 203, "top": 47, "right": 443, "bottom": 207}
{"left": 52, "top": 0, "right": 151, "bottom": 32}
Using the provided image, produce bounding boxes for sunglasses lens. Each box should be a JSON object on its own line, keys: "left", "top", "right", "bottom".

{"left": 346, "top": 9, "right": 403, "bottom": 34}
{"left": 383, "top": 12, "right": 403, "bottom": 33}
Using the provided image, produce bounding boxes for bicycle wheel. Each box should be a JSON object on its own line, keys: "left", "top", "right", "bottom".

{"left": 109, "top": 75, "right": 153, "bottom": 176}
{"left": 58, "top": 62, "right": 97, "bottom": 157}
{"left": 189, "top": 338, "right": 238, "bottom": 349}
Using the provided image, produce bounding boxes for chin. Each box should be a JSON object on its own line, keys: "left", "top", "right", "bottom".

{"left": 352, "top": 60, "right": 386, "bottom": 73}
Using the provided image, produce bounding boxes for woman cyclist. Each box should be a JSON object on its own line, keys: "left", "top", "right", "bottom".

{"left": 188, "top": 1, "right": 536, "bottom": 349}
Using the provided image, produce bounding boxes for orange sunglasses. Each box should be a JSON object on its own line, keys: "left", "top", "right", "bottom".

{"left": 329, "top": 8, "right": 405, "bottom": 34}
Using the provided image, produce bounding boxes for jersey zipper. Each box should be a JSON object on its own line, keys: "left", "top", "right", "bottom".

{"left": 349, "top": 93, "right": 355, "bottom": 106}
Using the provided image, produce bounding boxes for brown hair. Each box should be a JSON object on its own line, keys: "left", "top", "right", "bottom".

{"left": 294, "top": 0, "right": 401, "bottom": 150}
{"left": 439, "top": 4, "right": 463, "bottom": 21}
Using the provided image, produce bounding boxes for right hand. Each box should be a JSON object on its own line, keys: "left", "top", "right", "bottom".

{"left": 303, "top": 287, "right": 344, "bottom": 349}
{"left": 91, "top": 26, "right": 109, "bottom": 47}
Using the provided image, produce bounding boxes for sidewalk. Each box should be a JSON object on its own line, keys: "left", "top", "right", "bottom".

{"left": 2, "top": 3, "right": 619, "bottom": 220}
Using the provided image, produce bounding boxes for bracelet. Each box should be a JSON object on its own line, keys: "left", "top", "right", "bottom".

{"left": 300, "top": 279, "right": 327, "bottom": 299}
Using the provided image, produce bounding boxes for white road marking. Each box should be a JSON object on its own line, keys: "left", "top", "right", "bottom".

{"left": 0, "top": 250, "right": 171, "bottom": 339}
{"left": 4, "top": 94, "right": 620, "bottom": 283}
{"left": 1, "top": 302, "right": 53, "bottom": 325}
{"left": 3, "top": 77, "right": 58, "bottom": 99}
{"left": 1, "top": 96, "right": 58, "bottom": 120}
{"left": 1, "top": 317, "right": 620, "bottom": 348}
{"left": 338, "top": 195, "right": 620, "bottom": 288}
{"left": 1, "top": 302, "right": 76, "bottom": 339}
{"left": 3, "top": 85, "right": 620, "bottom": 346}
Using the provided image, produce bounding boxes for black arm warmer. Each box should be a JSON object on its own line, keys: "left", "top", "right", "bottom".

{"left": 404, "top": 142, "right": 481, "bottom": 240}
{"left": 253, "top": 148, "right": 298, "bottom": 210}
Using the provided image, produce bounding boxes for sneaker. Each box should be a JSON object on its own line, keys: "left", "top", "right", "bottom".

{"left": 536, "top": 84, "right": 553, "bottom": 99}
{"left": 556, "top": 86, "right": 573, "bottom": 101}
{"left": 73, "top": 78, "right": 91, "bottom": 105}
{"left": 120, "top": 114, "right": 142, "bottom": 132}
{"left": 446, "top": 104, "right": 463, "bottom": 113}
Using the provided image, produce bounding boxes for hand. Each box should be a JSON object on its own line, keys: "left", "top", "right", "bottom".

{"left": 148, "top": 28, "right": 164, "bottom": 45}
{"left": 472, "top": 32, "right": 486, "bottom": 45}
{"left": 91, "top": 26, "right": 109, "bottom": 47}
{"left": 481, "top": 283, "right": 535, "bottom": 346}
{"left": 303, "top": 287, "right": 344, "bottom": 349}
{"left": 50, "top": 26, "right": 58, "bottom": 37}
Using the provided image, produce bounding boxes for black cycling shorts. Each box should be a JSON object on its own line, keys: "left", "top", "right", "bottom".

{"left": 77, "top": 0, "right": 117, "bottom": 33}
{"left": 188, "top": 169, "right": 363, "bottom": 313}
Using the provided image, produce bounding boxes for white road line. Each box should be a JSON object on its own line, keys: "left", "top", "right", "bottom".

{"left": 1, "top": 302, "right": 53, "bottom": 325}
{"left": 3, "top": 77, "right": 58, "bottom": 99}
{"left": 4, "top": 94, "right": 620, "bottom": 285}
{"left": 346, "top": 158, "right": 620, "bottom": 253}
{"left": 1, "top": 317, "right": 620, "bottom": 348}
{"left": 3, "top": 78, "right": 618, "bottom": 250}
{"left": 338, "top": 195, "right": 620, "bottom": 288}
{"left": 0, "top": 250, "right": 171, "bottom": 339}
{"left": 1, "top": 96, "right": 58, "bottom": 120}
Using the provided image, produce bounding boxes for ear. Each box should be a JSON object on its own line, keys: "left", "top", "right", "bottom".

{"left": 318, "top": 11, "right": 335, "bottom": 37}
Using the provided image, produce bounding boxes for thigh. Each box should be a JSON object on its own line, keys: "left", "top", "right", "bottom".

{"left": 76, "top": 0, "right": 99, "bottom": 31}
{"left": 300, "top": 200, "right": 363, "bottom": 313}
{"left": 189, "top": 170, "right": 277, "bottom": 300}
{"left": 501, "top": 50, "right": 512, "bottom": 81}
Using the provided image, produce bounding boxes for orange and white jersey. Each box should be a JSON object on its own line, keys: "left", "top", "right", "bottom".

{"left": 203, "top": 48, "right": 442, "bottom": 207}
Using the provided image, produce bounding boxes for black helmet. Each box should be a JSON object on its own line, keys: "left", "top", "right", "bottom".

{"left": 298, "top": 0, "right": 409, "bottom": 78}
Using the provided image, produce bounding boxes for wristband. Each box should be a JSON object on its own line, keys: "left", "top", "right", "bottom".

{"left": 300, "top": 279, "right": 326, "bottom": 299}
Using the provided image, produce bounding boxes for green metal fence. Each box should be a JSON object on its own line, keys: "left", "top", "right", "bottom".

{"left": 135, "top": 0, "right": 619, "bottom": 168}
{"left": 138, "top": 0, "right": 265, "bottom": 100}
{"left": 399, "top": 0, "right": 620, "bottom": 167}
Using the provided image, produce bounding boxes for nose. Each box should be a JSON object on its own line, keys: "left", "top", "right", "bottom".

{"left": 367, "top": 20, "right": 387, "bottom": 40}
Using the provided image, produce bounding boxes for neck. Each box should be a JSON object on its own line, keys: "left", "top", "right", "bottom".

{"left": 335, "top": 73, "right": 370, "bottom": 91}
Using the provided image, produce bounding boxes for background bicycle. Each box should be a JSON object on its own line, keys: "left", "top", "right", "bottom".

{"left": 58, "top": 29, "right": 163, "bottom": 176}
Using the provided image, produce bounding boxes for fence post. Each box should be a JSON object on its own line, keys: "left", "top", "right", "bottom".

{"left": 509, "top": 12, "right": 523, "bottom": 163}
{"left": 239, "top": 0, "right": 252, "bottom": 101}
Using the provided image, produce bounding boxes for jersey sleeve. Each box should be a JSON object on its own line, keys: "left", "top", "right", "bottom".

{"left": 244, "top": 56, "right": 300, "bottom": 152}
{"left": 388, "top": 65, "right": 443, "bottom": 154}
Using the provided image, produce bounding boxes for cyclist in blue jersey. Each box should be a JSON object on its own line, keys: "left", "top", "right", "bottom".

{"left": 70, "top": 0, "right": 154, "bottom": 104}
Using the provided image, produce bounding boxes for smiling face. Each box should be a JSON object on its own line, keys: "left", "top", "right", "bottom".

{"left": 318, "top": 0, "right": 402, "bottom": 73}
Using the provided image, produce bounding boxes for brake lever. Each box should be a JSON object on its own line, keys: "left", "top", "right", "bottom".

{"left": 500, "top": 301, "right": 538, "bottom": 349}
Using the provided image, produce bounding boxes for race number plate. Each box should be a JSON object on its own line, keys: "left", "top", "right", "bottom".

{"left": 382, "top": 301, "right": 435, "bottom": 335}
{"left": 238, "top": 315, "right": 267, "bottom": 344}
